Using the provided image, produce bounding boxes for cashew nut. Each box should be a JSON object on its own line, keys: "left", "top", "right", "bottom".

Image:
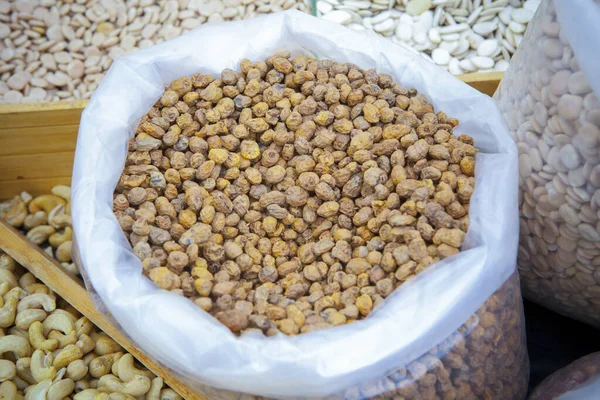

{"left": 0, "top": 283, "right": 9, "bottom": 298}
{"left": 30, "top": 349, "right": 56, "bottom": 383}
{"left": 5, "top": 196, "right": 27, "bottom": 228}
{"left": 97, "top": 374, "right": 151, "bottom": 397}
{"left": 23, "top": 378, "right": 52, "bottom": 400}
{"left": 24, "top": 284, "right": 52, "bottom": 295}
{"left": 54, "top": 303, "right": 79, "bottom": 320}
{"left": 0, "top": 381, "right": 20, "bottom": 400}
{"left": 51, "top": 186, "right": 71, "bottom": 202}
{"left": 47, "top": 204, "right": 64, "bottom": 226}
{"left": 20, "top": 191, "right": 32, "bottom": 205}
{"left": 61, "top": 263, "right": 79, "bottom": 276}
{"left": 107, "top": 394, "right": 135, "bottom": 400}
{"left": 42, "top": 312, "right": 75, "bottom": 336}
{"left": 76, "top": 334, "right": 95, "bottom": 355}
{"left": 13, "top": 375, "right": 30, "bottom": 391}
{"left": 48, "top": 330, "right": 77, "bottom": 348}
{"left": 17, "top": 294, "right": 56, "bottom": 313}
{"left": 15, "top": 309, "right": 47, "bottom": 331}
{"left": 0, "top": 254, "right": 18, "bottom": 271}
{"left": 53, "top": 365, "right": 67, "bottom": 381}
{"left": 49, "top": 212, "right": 72, "bottom": 231}
{"left": 18, "top": 274, "right": 37, "bottom": 291}
{"left": 0, "top": 335, "right": 31, "bottom": 358}
{"left": 0, "top": 288, "right": 21, "bottom": 328}
{"left": 44, "top": 246, "right": 54, "bottom": 258}
{"left": 26, "top": 225, "right": 56, "bottom": 246}
{"left": 29, "top": 322, "right": 58, "bottom": 351}
{"left": 73, "top": 388, "right": 100, "bottom": 400}
{"left": 56, "top": 241, "right": 73, "bottom": 263}
{"left": 66, "top": 359, "right": 88, "bottom": 381}
{"left": 9, "top": 326, "right": 30, "bottom": 340}
{"left": 49, "top": 227, "right": 72, "bottom": 248}
{"left": 159, "top": 388, "right": 182, "bottom": 400}
{"left": 114, "top": 354, "right": 154, "bottom": 382}
{"left": 0, "top": 269, "right": 18, "bottom": 289}
{"left": 82, "top": 353, "right": 96, "bottom": 367}
{"left": 16, "top": 358, "right": 36, "bottom": 385}
{"left": 28, "top": 195, "right": 66, "bottom": 214}
{"left": 23, "top": 211, "right": 48, "bottom": 230}
{"left": 0, "top": 359, "right": 16, "bottom": 382}
{"left": 74, "top": 379, "right": 90, "bottom": 392}
{"left": 93, "top": 334, "right": 123, "bottom": 356}
{"left": 145, "top": 377, "right": 163, "bottom": 400}
{"left": 75, "top": 317, "right": 93, "bottom": 337}
{"left": 53, "top": 345, "right": 83, "bottom": 369}
{"left": 90, "top": 353, "right": 122, "bottom": 378}
{"left": 47, "top": 378, "right": 75, "bottom": 400}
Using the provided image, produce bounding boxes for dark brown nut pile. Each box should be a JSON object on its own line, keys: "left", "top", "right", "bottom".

{"left": 196, "top": 273, "right": 529, "bottom": 400}
{"left": 335, "top": 273, "right": 529, "bottom": 400}
{"left": 113, "top": 52, "right": 477, "bottom": 336}
{"left": 530, "top": 351, "right": 600, "bottom": 400}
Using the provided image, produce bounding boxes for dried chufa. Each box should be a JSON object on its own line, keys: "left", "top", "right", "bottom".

{"left": 115, "top": 52, "right": 477, "bottom": 337}
{"left": 495, "top": 0, "right": 600, "bottom": 327}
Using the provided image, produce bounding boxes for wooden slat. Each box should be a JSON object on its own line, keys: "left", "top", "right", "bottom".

{"left": 457, "top": 71, "right": 503, "bottom": 97}
{"left": 0, "top": 220, "right": 204, "bottom": 400}
{"left": 0, "top": 124, "right": 78, "bottom": 156}
{"left": 0, "top": 100, "right": 88, "bottom": 129}
{"left": 0, "top": 176, "right": 72, "bottom": 199}
{"left": 0, "top": 152, "right": 74, "bottom": 181}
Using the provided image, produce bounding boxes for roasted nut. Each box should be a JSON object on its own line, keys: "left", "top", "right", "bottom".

{"left": 115, "top": 55, "right": 476, "bottom": 337}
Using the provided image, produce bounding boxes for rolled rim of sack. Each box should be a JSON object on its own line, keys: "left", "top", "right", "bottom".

{"left": 71, "top": 10, "right": 520, "bottom": 397}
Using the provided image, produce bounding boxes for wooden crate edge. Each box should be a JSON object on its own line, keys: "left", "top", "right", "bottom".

{"left": 0, "top": 220, "right": 204, "bottom": 400}
{"left": 0, "top": 99, "right": 89, "bottom": 115}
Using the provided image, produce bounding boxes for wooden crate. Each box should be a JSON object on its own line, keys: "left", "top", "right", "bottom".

{"left": 0, "top": 70, "right": 502, "bottom": 399}
{"left": 0, "top": 72, "right": 502, "bottom": 198}
{"left": 0, "top": 221, "right": 204, "bottom": 400}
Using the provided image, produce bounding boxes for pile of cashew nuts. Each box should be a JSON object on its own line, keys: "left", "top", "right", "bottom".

{"left": 0, "top": 186, "right": 78, "bottom": 276}
{"left": 0, "top": 251, "right": 181, "bottom": 400}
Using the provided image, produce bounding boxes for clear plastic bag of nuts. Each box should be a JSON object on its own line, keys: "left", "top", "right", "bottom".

{"left": 494, "top": 0, "right": 600, "bottom": 327}
{"left": 530, "top": 352, "right": 600, "bottom": 400}
{"left": 71, "top": 10, "right": 527, "bottom": 399}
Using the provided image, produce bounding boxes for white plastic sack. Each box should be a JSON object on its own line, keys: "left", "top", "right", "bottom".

{"left": 494, "top": 0, "right": 600, "bottom": 328}
{"left": 72, "top": 10, "right": 519, "bottom": 398}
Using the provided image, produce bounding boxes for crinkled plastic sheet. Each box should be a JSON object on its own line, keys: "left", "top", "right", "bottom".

{"left": 72, "top": 10, "right": 519, "bottom": 398}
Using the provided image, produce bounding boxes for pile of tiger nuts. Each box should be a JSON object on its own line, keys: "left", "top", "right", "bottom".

{"left": 0, "top": 251, "right": 181, "bottom": 400}
{"left": 330, "top": 273, "right": 529, "bottom": 400}
{"left": 114, "top": 52, "right": 477, "bottom": 336}
{"left": 0, "top": 185, "right": 78, "bottom": 276}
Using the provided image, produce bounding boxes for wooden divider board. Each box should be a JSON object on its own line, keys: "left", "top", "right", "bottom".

{"left": 0, "top": 220, "right": 205, "bottom": 400}
{"left": 0, "top": 72, "right": 503, "bottom": 198}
